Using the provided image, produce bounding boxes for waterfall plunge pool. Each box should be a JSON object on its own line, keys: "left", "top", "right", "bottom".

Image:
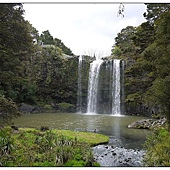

{"left": 14, "top": 112, "right": 151, "bottom": 150}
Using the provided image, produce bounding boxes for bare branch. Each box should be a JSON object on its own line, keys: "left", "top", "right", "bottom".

{"left": 117, "top": 3, "right": 125, "bottom": 17}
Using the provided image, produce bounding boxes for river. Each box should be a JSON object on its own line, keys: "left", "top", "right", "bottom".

{"left": 14, "top": 112, "right": 151, "bottom": 166}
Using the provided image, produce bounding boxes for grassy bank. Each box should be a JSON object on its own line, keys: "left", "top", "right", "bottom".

{"left": 0, "top": 126, "right": 109, "bottom": 167}
{"left": 143, "top": 126, "right": 170, "bottom": 166}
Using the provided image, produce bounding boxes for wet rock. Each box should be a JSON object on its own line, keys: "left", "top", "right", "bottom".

{"left": 93, "top": 145, "right": 145, "bottom": 167}
{"left": 124, "top": 159, "right": 129, "bottom": 162}
{"left": 112, "top": 152, "right": 117, "bottom": 156}
{"left": 19, "top": 103, "right": 35, "bottom": 113}
{"left": 127, "top": 118, "right": 166, "bottom": 129}
{"left": 19, "top": 103, "right": 43, "bottom": 113}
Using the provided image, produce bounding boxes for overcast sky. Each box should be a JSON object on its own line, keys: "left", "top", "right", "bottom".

{"left": 23, "top": 3, "right": 147, "bottom": 56}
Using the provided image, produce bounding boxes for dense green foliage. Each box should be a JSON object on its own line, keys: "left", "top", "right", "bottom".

{"left": 57, "top": 102, "right": 75, "bottom": 112}
{"left": 0, "top": 3, "right": 78, "bottom": 123}
{"left": 0, "top": 96, "right": 21, "bottom": 125}
{"left": 111, "top": 4, "right": 170, "bottom": 166}
{"left": 0, "top": 3, "right": 34, "bottom": 102}
{"left": 0, "top": 126, "right": 102, "bottom": 166}
{"left": 111, "top": 4, "right": 170, "bottom": 127}
{"left": 1, "top": 3, "right": 169, "bottom": 118}
{"left": 40, "top": 30, "right": 74, "bottom": 56}
{"left": 143, "top": 127, "right": 170, "bottom": 166}
{"left": 1, "top": 3, "right": 170, "bottom": 167}
{"left": 111, "top": 3, "right": 170, "bottom": 167}
{"left": 32, "top": 46, "right": 78, "bottom": 105}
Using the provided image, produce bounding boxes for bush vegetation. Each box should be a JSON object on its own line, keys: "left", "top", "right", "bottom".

{"left": 0, "top": 126, "right": 105, "bottom": 167}
{"left": 57, "top": 102, "right": 74, "bottom": 112}
{"left": 0, "top": 96, "right": 21, "bottom": 125}
{"left": 143, "top": 126, "right": 170, "bottom": 166}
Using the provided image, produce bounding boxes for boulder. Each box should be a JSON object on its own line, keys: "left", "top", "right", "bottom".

{"left": 19, "top": 103, "right": 43, "bottom": 113}
{"left": 128, "top": 118, "right": 166, "bottom": 129}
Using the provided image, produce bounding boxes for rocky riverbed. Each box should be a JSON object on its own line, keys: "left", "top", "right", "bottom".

{"left": 92, "top": 117, "right": 166, "bottom": 167}
{"left": 93, "top": 145, "right": 145, "bottom": 167}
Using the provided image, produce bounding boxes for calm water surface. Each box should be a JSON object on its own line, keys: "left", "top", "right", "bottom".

{"left": 14, "top": 113, "right": 151, "bottom": 149}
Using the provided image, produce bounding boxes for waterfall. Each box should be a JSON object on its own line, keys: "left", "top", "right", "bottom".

{"left": 77, "top": 55, "right": 83, "bottom": 113}
{"left": 121, "top": 60, "right": 125, "bottom": 115}
{"left": 86, "top": 59, "right": 104, "bottom": 114}
{"left": 112, "top": 59, "right": 121, "bottom": 115}
{"left": 79, "top": 57, "right": 124, "bottom": 115}
{"left": 109, "top": 60, "right": 113, "bottom": 113}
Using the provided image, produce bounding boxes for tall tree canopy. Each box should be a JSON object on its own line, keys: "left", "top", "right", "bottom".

{"left": 0, "top": 3, "right": 35, "bottom": 124}
{"left": 40, "top": 30, "right": 74, "bottom": 56}
{"left": 143, "top": 3, "right": 170, "bottom": 23}
{"left": 0, "top": 3, "right": 34, "bottom": 101}
{"left": 111, "top": 3, "right": 170, "bottom": 130}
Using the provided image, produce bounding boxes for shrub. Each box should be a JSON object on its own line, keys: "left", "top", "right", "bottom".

{"left": 143, "top": 127, "right": 170, "bottom": 166}
{"left": 0, "top": 127, "right": 99, "bottom": 167}
{"left": 0, "top": 96, "right": 21, "bottom": 125}
{"left": 57, "top": 102, "right": 74, "bottom": 112}
{"left": 44, "top": 105, "right": 52, "bottom": 109}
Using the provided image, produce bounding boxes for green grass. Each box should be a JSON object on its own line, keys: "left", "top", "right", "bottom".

{"left": 52, "top": 129, "right": 109, "bottom": 146}
{"left": 0, "top": 126, "right": 109, "bottom": 167}
{"left": 18, "top": 128, "right": 109, "bottom": 146}
{"left": 143, "top": 127, "right": 170, "bottom": 166}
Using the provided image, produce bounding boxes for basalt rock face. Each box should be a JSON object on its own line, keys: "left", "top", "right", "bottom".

{"left": 127, "top": 118, "right": 166, "bottom": 129}
{"left": 124, "top": 102, "right": 162, "bottom": 117}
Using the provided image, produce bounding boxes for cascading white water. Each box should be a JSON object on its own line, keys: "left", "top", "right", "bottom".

{"left": 77, "top": 55, "right": 83, "bottom": 113}
{"left": 86, "top": 59, "right": 103, "bottom": 114}
{"left": 109, "top": 60, "right": 113, "bottom": 113}
{"left": 121, "top": 60, "right": 125, "bottom": 115}
{"left": 80, "top": 57, "right": 123, "bottom": 115}
{"left": 112, "top": 59, "right": 121, "bottom": 115}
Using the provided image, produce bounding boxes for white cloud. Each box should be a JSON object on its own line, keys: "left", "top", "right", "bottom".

{"left": 23, "top": 3, "right": 146, "bottom": 56}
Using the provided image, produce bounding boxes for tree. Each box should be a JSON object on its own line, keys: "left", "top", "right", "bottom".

{"left": 35, "top": 46, "right": 78, "bottom": 105}
{"left": 143, "top": 3, "right": 170, "bottom": 23}
{"left": 132, "top": 21, "right": 155, "bottom": 53}
{"left": 117, "top": 3, "right": 125, "bottom": 17}
{"left": 40, "top": 30, "right": 74, "bottom": 55}
{"left": 0, "top": 3, "right": 35, "bottom": 102}
{"left": 40, "top": 30, "right": 54, "bottom": 45}
{"left": 111, "top": 46, "right": 122, "bottom": 57}
{"left": 114, "top": 26, "right": 137, "bottom": 60}
{"left": 0, "top": 96, "right": 21, "bottom": 125}
{"left": 54, "top": 38, "right": 74, "bottom": 56}
{"left": 144, "top": 10, "right": 170, "bottom": 131}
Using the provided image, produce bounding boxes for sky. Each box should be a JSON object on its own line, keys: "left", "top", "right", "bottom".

{"left": 23, "top": 3, "right": 147, "bottom": 57}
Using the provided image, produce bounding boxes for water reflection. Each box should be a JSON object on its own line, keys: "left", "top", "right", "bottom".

{"left": 112, "top": 116, "right": 122, "bottom": 146}
{"left": 14, "top": 113, "right": 151, "bottom": 149}
{"left": 85, "top": 115, "right": 98, "bottom": 132}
